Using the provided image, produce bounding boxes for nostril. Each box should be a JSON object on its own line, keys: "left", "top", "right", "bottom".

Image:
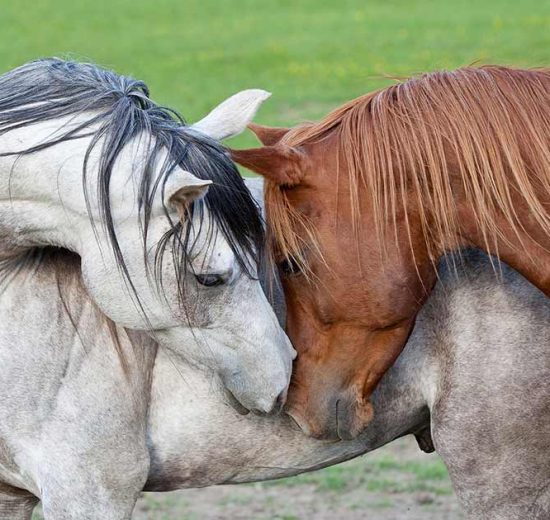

{"left": 285, "top": 409, "right": 312, "bottom": 437}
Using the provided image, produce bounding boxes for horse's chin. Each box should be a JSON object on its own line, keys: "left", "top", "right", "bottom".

{"left": 285, "top": 409, "right": 316, "bottom": 437}
{"left": 336, "top": 397, "right": 374, "bottom": 441}
{"left": 284, "top": 409, "right": 341, "bottom": 443}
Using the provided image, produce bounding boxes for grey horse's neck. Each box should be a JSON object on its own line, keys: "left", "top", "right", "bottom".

{"left": 144, "top": 283, "right": 431, "bottom": 489}
{"left": 145, "top": 327, "right": 430, "bottom": 489}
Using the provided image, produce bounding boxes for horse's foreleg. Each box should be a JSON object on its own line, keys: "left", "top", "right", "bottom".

{"left": 39, "top": 483, "right": 141, "bottom": 520}
{"left": 36, "top": 446, "right": 149, "bottom": 520}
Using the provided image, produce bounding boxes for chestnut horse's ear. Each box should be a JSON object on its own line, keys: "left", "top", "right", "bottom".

{"left": 230, "top": 145, "right": 305, "bottom": 186}
{"left": 248, "top": 123, "right": 290, "bottom": 146}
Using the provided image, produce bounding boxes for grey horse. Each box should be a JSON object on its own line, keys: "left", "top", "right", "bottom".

{"left": 1, "top": 195, "right": 549, "bottom": 519}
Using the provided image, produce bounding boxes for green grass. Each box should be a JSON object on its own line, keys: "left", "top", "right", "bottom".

{"left": 257, "top": 450, "right": 453, "bottom": 496}
{"left": 0, "top": 0, "right": 548, "bottom": 152}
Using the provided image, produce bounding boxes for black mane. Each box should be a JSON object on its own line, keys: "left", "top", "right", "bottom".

{"left": 0, "top": 58, "right": 264, "bottom": 307}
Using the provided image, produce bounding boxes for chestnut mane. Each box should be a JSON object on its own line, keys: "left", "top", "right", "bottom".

{"left": 267, "top": 65, "right": 550, "bottom": 271}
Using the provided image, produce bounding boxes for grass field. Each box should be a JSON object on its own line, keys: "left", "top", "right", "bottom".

{"left": 1, "top": 0, "right": 548, "bottom": 151}
{"left": 6, "top": 1, "right": 548, "bottom": 518}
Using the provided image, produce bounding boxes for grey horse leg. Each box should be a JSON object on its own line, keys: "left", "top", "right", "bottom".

{"left": 432, "top": 395, "right": 550, "bottom": 520}
{"left": 0, "top": 485, "right": 39, "bottom": 520}
{"left": 37, "top": 457, "right": 147, "bottom": 520}
{"left": 40, "top": 485, "right": 140, "bottom": 520}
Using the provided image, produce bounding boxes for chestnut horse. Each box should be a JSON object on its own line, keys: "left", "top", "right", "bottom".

{"left": 232, "top": 66, "right": 550, "bottom": 440}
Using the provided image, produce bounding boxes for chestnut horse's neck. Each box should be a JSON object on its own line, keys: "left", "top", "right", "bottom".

{"left": 327, "top": 66, "right": 550, "bottom": 296}
{"left": 455, "top": 201, "right": 550, "bottom": 295}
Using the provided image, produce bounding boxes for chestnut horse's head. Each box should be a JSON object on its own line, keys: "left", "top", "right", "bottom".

{"left": 232, "top": 119, "right": 437, "bottom": 440}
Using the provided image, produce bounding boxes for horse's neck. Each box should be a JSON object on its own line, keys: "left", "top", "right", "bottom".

{"left": 145, "top": 315, "right": 430, "bottom": 490}
{"left": 0, "top": 122, "right": 90, "bottom": 254}
{"left": 0, "top": 115, "right": 129, "bottom": 257}
{"left": 0, "top": 250, "right": 155, "bottom": 447}
{"left": 455, "top": 201, "right": 550, "bottom": 295}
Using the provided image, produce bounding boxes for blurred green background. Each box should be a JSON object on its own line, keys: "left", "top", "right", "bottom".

{"left": 1, "top": 0, "right": 548, "bottom": 150}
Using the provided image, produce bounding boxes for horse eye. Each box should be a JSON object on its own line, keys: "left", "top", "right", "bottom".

{"left": 195, "top": 274, "right": 225, "bottom": 287}
{"left": 278, "top": 257, "right": 301, "bottom": 277}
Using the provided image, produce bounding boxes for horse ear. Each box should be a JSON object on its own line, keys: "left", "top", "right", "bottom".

{"left": 230, "top": 145, "right": 305, "bottom": 186}
{"left": 191, "top": 90, "right": 271, "bottom": 141}
{"left": 248, "top": 123, "right": 290, "bottom": 146}
{"left": 164, "top": 170, "right": 212, "bottom": 212}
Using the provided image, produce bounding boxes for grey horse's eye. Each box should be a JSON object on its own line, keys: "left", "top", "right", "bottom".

{"left": 195, "top": 274, "right": 225, "bottom": 287}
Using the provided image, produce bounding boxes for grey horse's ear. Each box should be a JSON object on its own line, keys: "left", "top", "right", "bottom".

{"left": 191, "top": 89, "right": 271, "bottom": 141}
{"left": 164, "top": 170, "right": 212, "bottom": 212}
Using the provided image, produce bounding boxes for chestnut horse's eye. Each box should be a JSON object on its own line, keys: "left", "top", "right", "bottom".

{"left": 278, "top": 257, "right": 301, "bottom": 277}
{"left": 195, "top": 274, "right": 225, "bottom": 287}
